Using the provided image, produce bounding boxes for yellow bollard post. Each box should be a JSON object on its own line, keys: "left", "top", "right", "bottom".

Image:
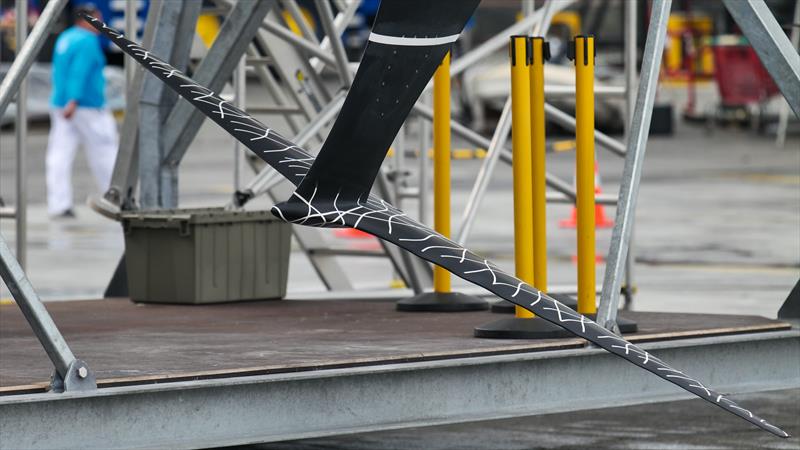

{"left": 530, "top": 37, "right": 548, "bottom": 297}
{"left": 433, "top": 51, "right": 452, "bottom": 294}
{"left": 397, "top": 51, "right": 487, "bottom": 312}
{"left": 509, "top": 36, "right": 535, "bottom": 320}
{"left": 574, "top": 35, "right": 597, "bottom": 315}
{"left": 473, "top": 36, "right": 570, "bottom": 339}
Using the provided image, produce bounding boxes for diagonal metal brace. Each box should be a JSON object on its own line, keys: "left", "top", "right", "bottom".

{"left": 0, "top": 235, "right": 96, "bottom": 392}
{"left": 161, "top": 0, "right": 275, "bottom": 167}
{"left": 597, "top": 0, "right": 672, "bottom": 333}
{"left": 723, "top": 0, "right": 800, "bottom": 117}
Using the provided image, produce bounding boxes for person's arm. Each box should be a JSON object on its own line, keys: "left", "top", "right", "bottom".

{"left": 62, "top": 100, "right": 77, "bottom": 118}
{"left": 62, "top": 37, "right": 96, "bottom": 118}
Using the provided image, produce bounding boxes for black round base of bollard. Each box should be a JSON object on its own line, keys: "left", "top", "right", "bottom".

{"left": 396, "top": 291, "right": 489, "bottom": 312}
{"left": 584, "top": 313, "right": 638, "bottom": 334}
{"left": 489, "top": 300, "right": 516, "bottom": 314}
{"left": 474, "top": 317, "right": 573, "bottom": 339}
{"left": 490, "top": 293, "right": 578, "bottom": 314}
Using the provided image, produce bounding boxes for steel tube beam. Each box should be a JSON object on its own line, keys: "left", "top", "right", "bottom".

{"left": 0, "top": 235, "right": 75, "bottom": 379}
{"left": 104, "top": 1, "right": 161, "bottom": 209}
{"left": 162, "top": 0, "right": 274, "bottom": 167}
{"left": 233, "top": 55, "right": 246, "bottom": 190}
{"left": 449, "top": 1, "right": 573, "bottom": 78}
{"left": 312, "top": 1, "right": 359, "bottom": 73}
{"left": 246, "top": 105, "right": 304, "bottom": 114}
{"left": 246, "top": 44, "right": 303, "bottom": 135}
{"left": 124, "top": 0, "right": 138, "bottom": 88}
{"left": 315, "top": 0, "right": 353, "bottom": 85}
{"left": 597, "top": 0, "right": 672, "bottom": 331}
{"left": 775, "top": 0, "right": 800, "bottom": 147}
{"left": 138, "top": 0, "right": 202, "bottom": 209}
{"left": 0, "top": 0, "right": 68, "bottom": 116}
{"left": 14, "top": 0, "right": 28, "bottom": 269}
{"left": 417, "top": 96, "right": 430, "bottom": 225}
{"left": 283, "top": 0, "right": 319, "bottom": 45}
{"left": 413, "top": 102, "right": 586, "bottom": 201}
{"left": 623, "top": 0, "right": 638, "bottom": 307}
{"left": 455, "top": 100, "right": 511, "bottom": 245}
{"left": 544, "top": 103, "right": 626, "bottom": 157}
{"left": 234, "top": 92, "right": 347, "bottom": 206}
{"left": 1, "top": 331, "right": 796, "bottom": 449}
{"left": 260, "top": 19, "right": 338, "bottom": 67}
{"left": 456, "top": 0, "right": 560, "bottom": 246}
{"left": 545, "top": 85, "right": 625, "bottom": 97}
{"left": 723, "top": 0, "right": 800, "bottom": 117}
{"left": 140, "top": 1, "right": 202, "bottom": 208}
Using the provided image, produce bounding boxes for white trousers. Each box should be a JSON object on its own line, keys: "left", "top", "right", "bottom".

{"left": 46, "top": 108, "right": 119, "bottom": 215}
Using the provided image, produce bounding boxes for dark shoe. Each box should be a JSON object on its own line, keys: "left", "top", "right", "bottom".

{"left": 53, "top": 209, "right": 76, "bottom": 219}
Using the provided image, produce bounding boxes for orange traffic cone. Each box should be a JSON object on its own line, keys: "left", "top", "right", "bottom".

{"left": 559, "top": 161, "right": 614, "bottom": 229}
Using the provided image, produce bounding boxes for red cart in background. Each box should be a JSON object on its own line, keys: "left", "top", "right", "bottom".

{"left": 710, "top": 35, "right": 780, "bottom": 130}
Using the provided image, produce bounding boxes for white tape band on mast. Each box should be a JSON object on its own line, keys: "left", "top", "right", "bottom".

{"left": 368, "top": 32, "right": 459, "bottom": 46}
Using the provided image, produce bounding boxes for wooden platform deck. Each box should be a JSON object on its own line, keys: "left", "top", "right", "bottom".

{"left": 0, "top": 298, "right": 791, "bottom": 393}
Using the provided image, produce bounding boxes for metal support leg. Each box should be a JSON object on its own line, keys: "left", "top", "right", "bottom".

{"left": 138, "top": 0, "right": 202, "bottom": 209}
{"left": 260, "top": 18, "right": 337, "bottom": 67}
{"left": 315, "top": 0, "right": 353, "bottom": 86}
{"left": 0, "top": 0, "right": 68, "bottom": 116}
{"left": 232, "top": 91, "right": 347, "bottom": 207}
{"left": 597, "top": 0, "right": 672, "bottom": 332}
{"left": 283, "top": 0, "right": 319, "bottom": 46}
{"left": 412, "top": 103, "right": 593, "bottom": 202}
{"left": 103, "top": 1, "right": 161, "bottom": 210}
{"left": 311, "top": 1, "right": 359, "bottom": 73}
{"left": 775, "top": 0, "right": 800, "bottom": 148}
{"left": 723, "top": 0, "right": 800, "bottom": 117}
{"left": 246, "top": 44, "right": 303, "bottom": 135}
{"left": 124, "top": 0, "right": 139, "bottom": 88}
{"left": 0, "top": 235, "right": 95, "bottom": 392}
{"left": 161, "top": 0, "right": 275, "bottom": 168}
{"left": 456, "top": 100, "right": 511, "bottom": 245}
{"left": 417, "top": 97, "right": 430, "bottom": 225}
{"left": 449, "top": 1, "right": 573, "bottom": 78}
{"left": 233, "top": 55, "right": 246, "bottom": 191}
{"left": 622, "top": 0, "right": 638, "bottom": 308}
{"left": 14, "top": 0, "right": 28, "bottom": 269}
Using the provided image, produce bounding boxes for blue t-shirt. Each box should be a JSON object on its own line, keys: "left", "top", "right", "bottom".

{"left": 50, "top": 26, "right": 106, "bottom": 108}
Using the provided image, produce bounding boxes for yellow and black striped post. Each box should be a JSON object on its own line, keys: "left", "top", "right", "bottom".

{"left": 574, "top": 35, "right": 597, "bottom": 316}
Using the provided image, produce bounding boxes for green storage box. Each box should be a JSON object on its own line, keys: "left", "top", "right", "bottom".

{"left": 121, "top": 208, "right": 291, "bottom": 304}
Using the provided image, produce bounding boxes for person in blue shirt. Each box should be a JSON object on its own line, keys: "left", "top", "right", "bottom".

{"left": 45, "top": 4, "right": 118, "bottom": 218}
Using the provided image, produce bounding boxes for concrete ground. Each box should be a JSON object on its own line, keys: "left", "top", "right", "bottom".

{"left": 1, "top": 83, "right": 798, "bottom": 449}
